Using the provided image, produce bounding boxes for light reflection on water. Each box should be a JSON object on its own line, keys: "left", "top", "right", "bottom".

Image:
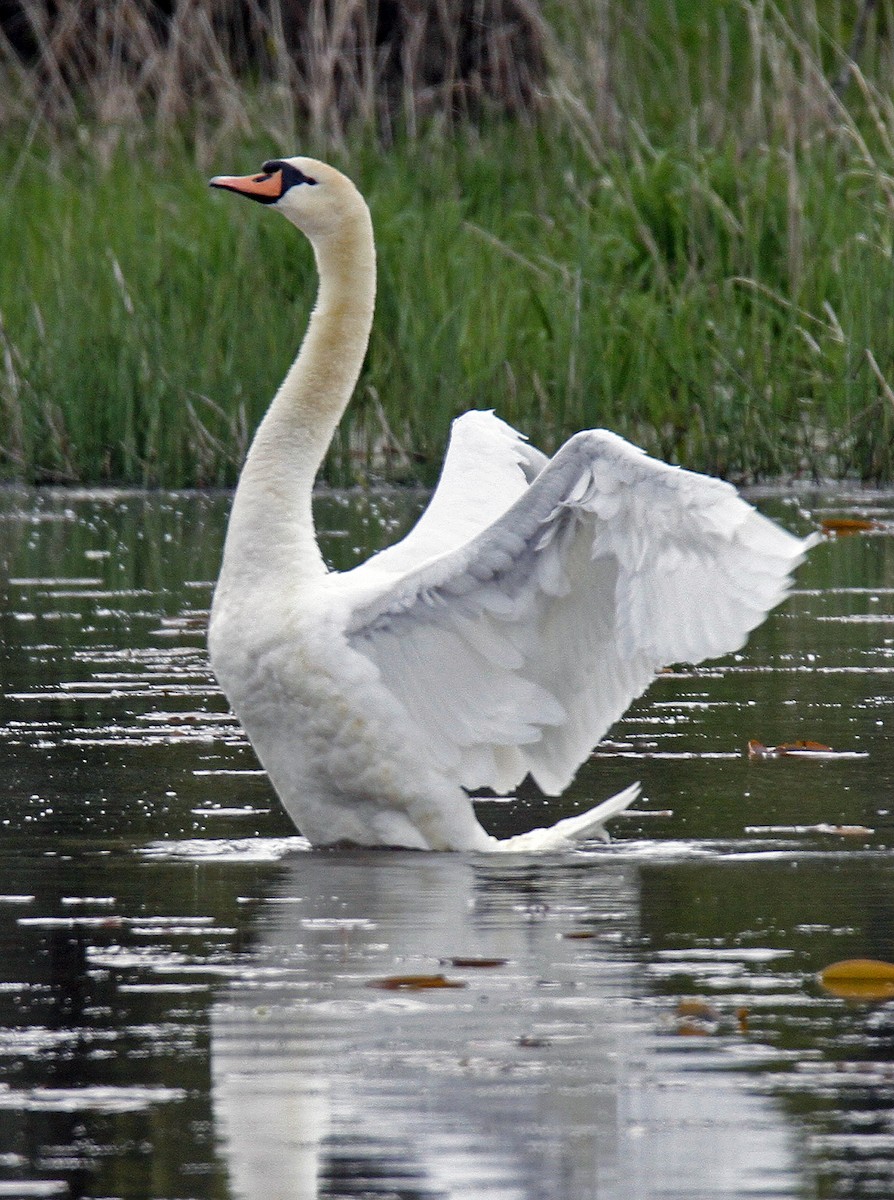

{"left": 0, "top": 484, "right": 893, "bottom": 1198}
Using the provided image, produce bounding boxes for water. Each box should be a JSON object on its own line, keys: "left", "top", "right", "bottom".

{"left": 0, "top": 483, "right": 893, "bottom": 1200}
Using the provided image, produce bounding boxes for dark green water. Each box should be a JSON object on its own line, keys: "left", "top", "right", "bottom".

{"left": 0, "top": 484, "right": 892, "bottom": 1200}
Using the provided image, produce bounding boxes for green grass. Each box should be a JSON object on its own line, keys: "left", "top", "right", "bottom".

{"left": 2, "top": 2, "right": 894, "bottom": 484}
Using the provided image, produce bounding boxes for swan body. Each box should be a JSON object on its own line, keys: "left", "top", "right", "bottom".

{"left": 208, "top": 156, "right": 816, "bottom": 852}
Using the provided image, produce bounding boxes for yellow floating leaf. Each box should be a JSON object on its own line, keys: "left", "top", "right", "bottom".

{"left": 821, "top": 959, "right": 894, "bottom": 981}
{"left": 819, "top": 959, "right": 894, "bottom": 1001}
{"left": 824, "top": 980, "right": 894, "bottom": 1001}
{"left": 366, "top": 973, "right": 466, "bottom": 991}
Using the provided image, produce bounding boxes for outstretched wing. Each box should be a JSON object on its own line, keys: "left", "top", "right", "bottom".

{"left": 332, "top": 429, "right": 815, "bottom": 797}
{"left": 350, "top": 410, "right": 546, "bottom": 579}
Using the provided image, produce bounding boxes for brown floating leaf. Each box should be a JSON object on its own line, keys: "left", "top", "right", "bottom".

{"left": 675, "top": 998, "right": 718, "bottom": 1020}
{"left": 669, "top": 999, "right": 751, "bottom": 1036}
{"left": 366, "top": 973, "right": 466, "bottom": 991}
{"left": 670, "top": 997, "right": 721, "bottom": 1036}
{"left": 676, "top": 1021, "right": 714, "bottom": 1036}
{"left": 819, "top": 516, "right": 878, "bottom": 536}
{"left": 778, "top": 740, "right": 835, "bottom": 754}
{"left": 441, "top": 957, "right": 508, "bottom": 969}
{"left": 563, "top": 931, "right": 597, "bottom": 941}
{"left": 819, "top": 959, "right": 894, "bottom": 1001}
{"left": 747, "top": 739, "right": 773, "bottom": 759}
{"left": 748, "top": 738, "right": 834, "bottom": 759}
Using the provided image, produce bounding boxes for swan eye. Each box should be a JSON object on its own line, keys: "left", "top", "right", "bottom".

{"left": 262, "top": 160, "right": 319, "bottom": 190}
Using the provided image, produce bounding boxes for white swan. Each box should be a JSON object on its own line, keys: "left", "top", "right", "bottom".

{"left": 207, "top": 156, "right": 815, "bottom": 853}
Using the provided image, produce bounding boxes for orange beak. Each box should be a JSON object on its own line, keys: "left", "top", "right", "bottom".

{"left": 209, "top": 169, "right": 284, "bottom": 203}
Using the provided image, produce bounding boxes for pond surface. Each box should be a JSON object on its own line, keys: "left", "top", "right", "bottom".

{"left": 0, "top": 483, "right": 893, "bottom": 1200}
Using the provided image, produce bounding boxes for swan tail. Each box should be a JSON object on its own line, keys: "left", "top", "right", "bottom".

{"left": 490, "top": 782, "right": 641, "bottom": 853}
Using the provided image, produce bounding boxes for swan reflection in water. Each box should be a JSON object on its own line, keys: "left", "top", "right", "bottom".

{"left": 210, "top": 850, "right": 801, "bottom": 1199}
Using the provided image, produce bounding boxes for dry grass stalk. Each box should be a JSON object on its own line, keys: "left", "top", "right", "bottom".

{"left": 0, "top": 0, "right": 549, "bottom": 152}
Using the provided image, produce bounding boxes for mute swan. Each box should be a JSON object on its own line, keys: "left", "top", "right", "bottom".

{"left": 207, "top": 156, "right": 815, "bottom": 852}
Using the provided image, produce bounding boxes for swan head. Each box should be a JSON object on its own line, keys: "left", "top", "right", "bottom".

{"left": 210, "top": 156, "right": 366, "bottom": 241}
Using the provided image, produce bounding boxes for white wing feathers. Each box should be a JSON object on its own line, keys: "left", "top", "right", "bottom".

{"left": 337, "top": 425, "right": 814, "bottom": 799}
{"left": 352, "top": 410, "right": 547, "bottom": 580}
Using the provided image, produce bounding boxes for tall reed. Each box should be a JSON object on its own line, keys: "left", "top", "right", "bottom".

{"left": 2, "top": 0, "right": 894, "bottom": 484}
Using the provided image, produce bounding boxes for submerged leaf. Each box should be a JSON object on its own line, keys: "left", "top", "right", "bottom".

{"left": 441, "top": 957, "right": 508, "bottom": 968}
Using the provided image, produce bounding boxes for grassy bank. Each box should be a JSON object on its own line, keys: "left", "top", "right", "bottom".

{"left": 2, "top": 1, "right": 894, "bottom": 485}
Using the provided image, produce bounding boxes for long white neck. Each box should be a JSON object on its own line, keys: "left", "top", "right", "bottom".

{"left": 218, "top": 204, "right": 376, "bottom": 591}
